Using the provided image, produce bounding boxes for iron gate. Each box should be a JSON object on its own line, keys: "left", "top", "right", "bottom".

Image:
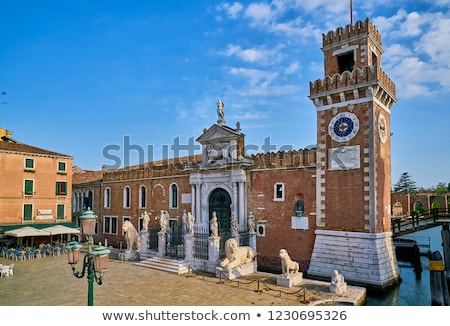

{"left": 165, "top": 225, "right": 185, "bottom": 259}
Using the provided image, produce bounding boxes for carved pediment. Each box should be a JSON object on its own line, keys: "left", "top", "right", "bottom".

{"left": 196, "top": 124, "right": 242, "bottom": 145}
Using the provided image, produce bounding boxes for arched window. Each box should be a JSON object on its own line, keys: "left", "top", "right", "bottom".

{"left": 79, "top": 191, "right": 83, "bottom": 211}
{"left": 123, "top": 186, "right": 131, "bottom": 208}
{"left": 139, "top": 185, "right": 147, "bottom": 208}
{"left": 104, "top": 188, "right": 111, "bottom": 208}
{"left": 170, "top": 183, "right": 178, "bottom": 208}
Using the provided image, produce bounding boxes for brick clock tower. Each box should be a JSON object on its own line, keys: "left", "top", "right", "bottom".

{"left": 307, "top": 18, "right": 400, "bottom": 290}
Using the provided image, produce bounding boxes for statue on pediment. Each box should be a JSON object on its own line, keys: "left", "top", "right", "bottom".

{"left": 217, "top": 99, "right": 226, "bottom": 125}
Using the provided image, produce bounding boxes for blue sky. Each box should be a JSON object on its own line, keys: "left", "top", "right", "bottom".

{"left": 1, "top": 0, "right": 449, "bottom": 189}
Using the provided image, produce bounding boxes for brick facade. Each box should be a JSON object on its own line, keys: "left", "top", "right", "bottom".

{"left": 68, "top": 19, "right": 403, "bottom": 288}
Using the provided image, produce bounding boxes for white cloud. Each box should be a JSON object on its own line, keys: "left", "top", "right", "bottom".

{"left": 245, "top": 3, "right": 275, "bottom": 24}
{"left": 418, "top": 17, "right": 450, "bottom": 68}
{"left": 221, "top": 2, "right": 244, "bottom": 19}
{"left": 215, "top": 2, "right": 244, "bottom": 21}
{"left": 221, "top": 44, "right": 284, "bottom": 65}
{"left": 231, "top": 112, "right": 266, "bottom": 120}
{"left": 284, "top": 61, "right": 300, "bottom": 74}
{"left": 228, "top": 67, "right": 278, "bottom": 87}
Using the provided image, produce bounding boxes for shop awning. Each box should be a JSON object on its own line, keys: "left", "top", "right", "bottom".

{"left": 42, "top": 225, "right": 81, "bottom": 235}
{"left": 5, "top": 226, "right": 51, "bottom": 237}
{"left": 1, "top": 222, "right": 80, "bottom": 238}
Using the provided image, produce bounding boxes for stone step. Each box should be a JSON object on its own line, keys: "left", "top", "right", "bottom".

{"left": 133, "top": 257, "right": 189, "bottom": 275}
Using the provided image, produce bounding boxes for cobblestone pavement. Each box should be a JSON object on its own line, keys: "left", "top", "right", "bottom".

{"left": 0, "top": 255, "right": 365, "bottom": 306}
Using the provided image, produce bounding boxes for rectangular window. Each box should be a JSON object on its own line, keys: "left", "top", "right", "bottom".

{"left": 56, "top": 181, "right": 67, "bottom": 195}
{"left": 274, "top": 182, "right": 285, "bottom": 201}
{"left": 104, "top": 216, "right": 118, "bottom": 235}
{"left": 23, "top": 204, "right": 33, "bottom": 221}
{"left": 25, "top": 158, "right": 35, "bottom": 170}
{"left": 57, "top": 161, "right": 67, "bottom": 173}
{"left": 56, "top": 204, "right": 65, "bottom": 219}
{"left": 24, "top": 179, "right": 34, "bottom": 195}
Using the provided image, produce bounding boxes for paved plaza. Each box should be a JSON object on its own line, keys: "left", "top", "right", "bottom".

{"left": 0, "top": 254, "right": 365, "bottom": 306}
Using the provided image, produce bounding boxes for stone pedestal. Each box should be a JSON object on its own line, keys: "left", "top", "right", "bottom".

{"left": 208, "top": 236, "right": 220, "bottom": 265}
{"left": 184, "top": 233, "right": 194, "bottom": 263}
{"left": 277, "top": 272, "right": 303, "bottom": 288}
{"left": 215, "top": 261, "right": 257, "bottom": 280}
{"left": 248, "top": 231, "right": 257, "bottom": 251}
{"left": 158, "top": 231, "right": 166, "bottom": 257}
{"left": 139, "top": 230, "right": 149, "bottom": 260}
{"left": 118, "top": 251, "right": 139, "bottom": 261}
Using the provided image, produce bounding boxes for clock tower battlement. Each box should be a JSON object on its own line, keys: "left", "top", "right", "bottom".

{"left": 309, "top": 18, "right": 397, "bottom": 234}
{"left": 310, "top": 17, "right": 396, "bottom": 111}
{"left": 307, "top": 18, "right": 400, "bottom": 290}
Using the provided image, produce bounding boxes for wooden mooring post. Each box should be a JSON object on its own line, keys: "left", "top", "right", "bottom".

{"left": 429, "top": 250, "right": 449, "bottom": 305}
{"left": 441, "top": 224, "right": 450, "bottom": 287}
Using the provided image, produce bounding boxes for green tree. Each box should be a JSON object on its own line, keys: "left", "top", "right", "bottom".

{"left": 393, "top": 172, "right": 417, "bottom": 194}
{"left": 434, "top": 182, "right": 449, "bottom": 195}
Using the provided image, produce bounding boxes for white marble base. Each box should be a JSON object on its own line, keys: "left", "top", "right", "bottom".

{"left": 215, "top": 262, "right": 256, "bottom": 280}
{"left": 277, "top": 272, "right": 303, "bottom": 288}
{"left": 308, "top": 230, "right": 400, "bottom": 290}
{"left": 118, "top": 251, "right": 139, "bottom": 261}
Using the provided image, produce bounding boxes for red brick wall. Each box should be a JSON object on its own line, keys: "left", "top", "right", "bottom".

{"left": 248, "top": 167, "right": 316, "bottom": 272}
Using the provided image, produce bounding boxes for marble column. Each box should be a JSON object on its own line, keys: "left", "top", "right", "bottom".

{"left": 232, "top": 182, "right": 238, "bottom": 217}
{"left": 238, "top": 182, "right": 245, "bottom": 225}
{"left": 191, "top": 184, "right": 196, "bottom": 219}
{"left": 195, "top": 184, "right": 201, "bottom": 223}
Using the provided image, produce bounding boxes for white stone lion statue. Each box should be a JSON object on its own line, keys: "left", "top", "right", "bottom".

{"left": 219, "top": 238, "right": 255, "bottom": 269}
{"left": 279, "top": 248, "right": 299, "bottom": 277}
{"left": 122, "top": 221, "right": 141, "bottom": 253}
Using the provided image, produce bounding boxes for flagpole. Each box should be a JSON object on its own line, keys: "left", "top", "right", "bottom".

{"left": 350, "top": 0, "right": 353, "bottom": 25}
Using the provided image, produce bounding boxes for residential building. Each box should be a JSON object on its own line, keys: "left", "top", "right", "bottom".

{"left": 0, "top": 128, "right": 76, "bottom": 246}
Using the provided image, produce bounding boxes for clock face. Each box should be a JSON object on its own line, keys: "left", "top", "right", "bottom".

{"left": 328, "top": 112, "right": 359, "bottom": 142}
{"left": 378, "top": 113, "right": 388, "bottom": 144}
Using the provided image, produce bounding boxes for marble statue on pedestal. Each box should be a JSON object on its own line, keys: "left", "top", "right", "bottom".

{"left": 217, "top": 99, "right": 226, "bottom": 125}
{"left": 277, "top": 248, "right": 303, "bottom": 287}
{"left": 279, "top": 249, "right": 299, "bottom": 277}
{"left": 182, "top": 210, "right": 188, "bottom": 231}
{"left": 141, "top": 211, "right": 150, "bottom": 231}
{"left": 247, "top": 212, "right": 255, "bottom": 233}
{"left": 210, "top": 212, "right": 219, "bottom": 237}
{"left": 230, "top": 213, "right": 238, "bottom": 236}
{"left": 157, "top": 210, "right": 168, "bottom": 233}
{"left": 330, "top": 269, "right": 347, "bottom": 294}
{"left": 219, "top": 238, "right": 255, "bottom": 270}
{"left": 122, "top": 221, "right": 140, "bottom": 253}
{"left": 188, "top": 212, "right": 195, "bottom": 235}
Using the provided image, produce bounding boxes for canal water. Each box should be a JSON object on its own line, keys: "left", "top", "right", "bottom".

{"left": 366, "top": 225, "right": 446, "bottom": 306}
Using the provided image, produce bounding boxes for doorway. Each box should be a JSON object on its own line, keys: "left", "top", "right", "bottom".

{"left": 208, "top": 188, "right": 231, "bottom": 234}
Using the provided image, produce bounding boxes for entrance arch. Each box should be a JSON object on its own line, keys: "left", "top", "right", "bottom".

{"left": 208, "top": 188, "right": 231, "bottom": 233}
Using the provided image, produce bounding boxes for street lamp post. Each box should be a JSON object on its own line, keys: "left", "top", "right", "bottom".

{"left": 66, "top": 209, "right": 110, "bottom": 306}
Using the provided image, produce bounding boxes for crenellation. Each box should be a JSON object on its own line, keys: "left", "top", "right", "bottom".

{"left": 310, "top": 66, "right": 395, "bottom": 97}
{"left": 322, "top": 18, "right": 382, "bottom": 49}
{"left": 250, "top": 148, "right": 317, "bottom": 170}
